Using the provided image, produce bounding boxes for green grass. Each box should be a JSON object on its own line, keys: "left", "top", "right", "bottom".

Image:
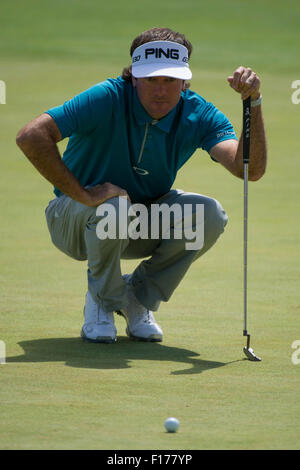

{"left": 1, "top": 0, "right": 300, "bottom": 450}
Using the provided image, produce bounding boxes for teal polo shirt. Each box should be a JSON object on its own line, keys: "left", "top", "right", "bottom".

{"left": 45, "top": 77, "right": 237, "bottom": 204}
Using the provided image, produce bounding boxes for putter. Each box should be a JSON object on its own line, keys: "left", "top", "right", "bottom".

{"left": 242, "top": 96, "right": 261, "bottom": 362}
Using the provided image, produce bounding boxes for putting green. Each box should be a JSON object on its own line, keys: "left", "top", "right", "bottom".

{"left": 0, "top": 0, "right": 299, "bottom": 450}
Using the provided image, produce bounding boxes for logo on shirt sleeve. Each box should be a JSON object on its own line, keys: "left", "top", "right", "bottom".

{"left": 216, "top": 131, "right": 235, "bottom": 138}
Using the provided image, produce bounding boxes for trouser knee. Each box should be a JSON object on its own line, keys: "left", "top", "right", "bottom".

{"left": 173, "top": 192, "right": 228, "bottom": 244}
{"left": 178, "top": 194, "right": 228, "bottom": 258}
{"left": 45, "top": 195, "right": 132, "bottom": 261}
{"left": 204, "top": 197, "right": 228, "bottom": 241}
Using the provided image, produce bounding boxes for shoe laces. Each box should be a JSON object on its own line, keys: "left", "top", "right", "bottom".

{"left": 128, "top": 289, "right": 152, "bottom": 324}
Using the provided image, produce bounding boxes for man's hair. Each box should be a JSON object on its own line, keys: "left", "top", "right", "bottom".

{"left": 121, "top": 27, "right": 193, "bottom": 88}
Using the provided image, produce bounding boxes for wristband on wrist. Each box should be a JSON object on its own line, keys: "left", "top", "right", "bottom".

{"left": 250, "top": 94, "right": 262, "bottom": 107}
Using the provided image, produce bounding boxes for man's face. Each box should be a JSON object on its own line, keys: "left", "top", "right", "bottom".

{"left": 132, "top": 76, "right": 185, "bottom": 120}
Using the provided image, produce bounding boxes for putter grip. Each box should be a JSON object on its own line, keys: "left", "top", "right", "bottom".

{"left": 243, "top": 96, "right": 251, "bottom": 164}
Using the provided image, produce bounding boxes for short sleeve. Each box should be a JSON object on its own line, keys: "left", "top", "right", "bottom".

{"left": 45, "top": 82, "right": 113, "bottom": 139}
{"left": 199, "top": 102, "right": 238, "bottom": 153}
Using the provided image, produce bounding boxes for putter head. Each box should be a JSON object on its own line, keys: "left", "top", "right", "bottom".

{"left": 243, "top": 346, "right": 262, "bottom": 362}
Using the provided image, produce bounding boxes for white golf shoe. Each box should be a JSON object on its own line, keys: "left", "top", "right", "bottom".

{"left": 116, "top": 274, "right": 163, "bottom": 342}
{"left": 81, "top": 291, "right": 117, "bottom": 343}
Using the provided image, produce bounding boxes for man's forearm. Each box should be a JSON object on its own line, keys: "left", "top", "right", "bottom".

{"left": 16, "top": 120, "right": 89, "bottom": 204}
{"left": 235, "top": 103, "right": 267, "bottom": 181}
{"left": 227, "top": 67, "right": 267, "bottom": 181}
{"left": 16, "top": 116, "right": 130, "bottom": 207}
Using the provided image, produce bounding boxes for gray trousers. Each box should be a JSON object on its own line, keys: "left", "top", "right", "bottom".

{"left": 45, "top": 189, "right": 228, "bottom": 312}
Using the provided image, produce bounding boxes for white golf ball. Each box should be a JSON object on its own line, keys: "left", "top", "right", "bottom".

{"left": 164, "top": 417, "right": 179, "bottom": 433}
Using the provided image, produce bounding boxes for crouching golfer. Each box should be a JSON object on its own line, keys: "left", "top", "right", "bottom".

{"left": 16, "top": 27, "right": 267, "bottom": 343}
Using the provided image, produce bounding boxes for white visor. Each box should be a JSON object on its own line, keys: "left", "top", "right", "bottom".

{"left": 131, "top": 40, "right": 192, "bottom": 80}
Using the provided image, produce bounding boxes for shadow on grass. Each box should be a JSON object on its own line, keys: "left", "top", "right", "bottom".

{"left": 6, "top": 337, "right": 236, "bottom": 375}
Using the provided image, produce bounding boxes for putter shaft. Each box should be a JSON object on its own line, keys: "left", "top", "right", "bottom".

{"left": 243, "top": 161, "right": 248, "bottom": 335}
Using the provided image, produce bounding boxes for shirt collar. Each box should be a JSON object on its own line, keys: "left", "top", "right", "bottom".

{"left": 132, "top": 86, "right": 181, "bottom": 133}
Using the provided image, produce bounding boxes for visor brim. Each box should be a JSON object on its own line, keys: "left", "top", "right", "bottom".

{"left": 132, "top": 64, "right": 192, "bottom": 80}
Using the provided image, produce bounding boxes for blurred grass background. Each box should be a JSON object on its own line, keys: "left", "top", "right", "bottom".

{"left": 0, "top": 0, "right": 299, "bottom": 450}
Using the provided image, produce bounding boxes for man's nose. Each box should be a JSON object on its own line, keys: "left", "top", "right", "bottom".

{"left": 154, "top": 82, "right": 167, "bottom": 96}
